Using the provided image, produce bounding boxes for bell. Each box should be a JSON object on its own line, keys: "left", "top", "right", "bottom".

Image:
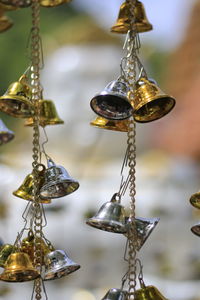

{"left": 0, "top": 244, "right": 15, "bottom": 267}
{"left": 40, "top": 159, "right": 79, "bottom": 199}
{"left": 43, "top": 249, "right": 80, "bottom": 281}
{"left": 132, "top": 77, "right": 176, "bottom": 123}
{"left": 86, "top": 193, "right": 127, "bottom": 233}
{"left": 13, "top": 166, "right": 51, "bottom": 204}
{"left": 125, "top": 217, "right": 160, "bottom": 250}
{"left": 134, "top": 285, "right": 169, "bottom": 300}
{"left": 0, "top": 75, "right": 33, "bottom": 118}
{"left": 90, "top": 116, "right": 129, "bottom": 132}
{"left": 191, "top": 223, "right": 200, "bottom": 237}
{"left": 0, "top": 119, "right": 14, "bottom": 145}
{"left": 0, "top": 0, "right": 31, "bottom": 7}
{"left": 24, "top": 99, "right": 64, "bottom": 127}
{"left": 0, "top": 14, "right": 13, "bottom": 32}
{"left": 111, "top": 1, "right": 153, "bottom": 34}
{"left": 40, "top": 0, "right": 71, "bottom": 7}
{"left": 102, "top": 288, "right": 128, "bottom": 300}
{"left": 190, "top": 192, "right": 200, "bottom": 209}
{"left": 90, "top": 80, "right": 133, "bottom": 121}
{"left": 0, "top": 252, "right": 40, "bottom": 282}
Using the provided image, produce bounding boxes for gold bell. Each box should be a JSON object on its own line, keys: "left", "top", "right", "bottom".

{"left": 0, "top": 252, "right": 40, "bottom": 282}
{"left": 13, "top": 165, "right": 51, "bottom": 204}
{"left": 90, "top": 116, "right": 129, "bottom": 132}
{"left": 0, "top": 75, "right": 33, "bottom": 118}
{"left": 40, "top": 0, "right": 71, "bottom": 7}
{"left": 134, "top": 284, "right": 169, "bottom": 300}
{"left": 24, "top": 99, "right": 64, "bottom": 127}
{"left": 111, "top": 1, "right": 153, "bottom": 34}
{"left": 190, "top": 192, "right": 200, "bottom": 209}
{"left": 132, "top": 77, "right": 176, "bottom": 123}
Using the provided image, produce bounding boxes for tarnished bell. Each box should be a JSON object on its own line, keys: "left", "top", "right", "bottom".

{"left": 132, "top": 77, "right": 176, "bottom": 123}
{"left": 190, "top": 192, "right": 200, "bottom": 209}
{"left": 0, "top": 14, "right": 13, "bottom": 33}
{"left": 102, "top": 288, "right": 128, "bottom": 300}
{"left": 24, "top": 99, "right": 64, "bottom": 127}
{"left": 125, "top": 217, "right": 160, "bottom": 251}
{"left": 0, "top": 252, "right": 39, "bottom": 282}
{"left": 0, "top": 75, "right": 33, "bottom": 118}
{"left": 111, "top": 1, "right": 153, "bottom": 34}
{"left": 90, "top": 80, "right": 133, "bottom": 121}
{"left": 40, "top": 0, "right": 71, "bottom": 7}
{"left": 86, "top": 193, "right": 127, "bottom": 233}
{"left": 134, "top": 285, "right": 169, "bottom": 300}
{"left": 40, "top": 159, "right": 79, "bottom": 199}
{"left": 0, "top": 244, "right": 15, "bottom": 267}
{"left": 191, "top": 223, "right": 200, "bottom": 237}
{"left": 0, "top": 119, "right": 14, "bottom": 145}
{"left": 0, "top": 0, "right": 31, "bottom": 7}
{"left": 90, "top": 116, "right": 129, "bottom": 132}
{"left": 13, "top": 166, "right": 51, "bottom": 204}
{"left": 43, "top": 250, "right": 80, "bottom": 281}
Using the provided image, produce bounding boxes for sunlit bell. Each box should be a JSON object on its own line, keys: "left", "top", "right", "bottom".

{"left": 39, "top": 159, "right": 79, "bottom": 199}
{"left": 0, "top": 244, "right": 16, "bottom": 267}
{"left": 24, "top": 99, "right": 64, "bottom": 127}
{"left": 90, "top": 116, "right": 129, "bottom": 132}
{"left": 190, "top": 192, "right": 200, "bottom": 209}
{"left": 132, "top": 77, "right": 176, "bottom": 123}
{"left": 90, "top": 79, "right": 133, "bottom": 121}
{"left": 0, "top": 13, "right": 13, "bottom": 33}
{"left": 102, "top": 288, "right": 128, "bottom": 300}
{"left": 0, "top": 0, "right": 31, "bottom": 7}
{"left": 0, "top": 75, "right": 33, "bottom": 118}
{"left": 40, "top": 0, "right": 71, "bottom": 7}
{"left": 0, "top": 252, "right": 40, "bottom": 282}
{"left": 110, "top": 1, "right": 153, "bottom": 34}
{"left": 86, "top": 193, "right": 127, "bottom": 234}
{"left": 0, "top": 119, "right": 14, "bottom": 145}
{"left": 43, "top": 249, "right": 80, "bottom": 281}
{"left": 125, "top": 217, "right": 160, "bottom": 251}
{"left": 13, "top": 165, "right": 51, "bottom": 204}
{"left": 191, "top": 223, "right": 200, "bottom": 237}
{"left": 134, "top": 284, "right": 169, "bottom": 300}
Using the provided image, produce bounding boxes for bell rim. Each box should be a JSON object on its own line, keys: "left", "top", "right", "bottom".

{"left": 0, "top": 269, "right": 40, "bottom": 282}
{"left": 43, "top": 263, "right": 80, "bottom": 281}
{"left": 86, "top": 218, "right": 127, "bottom": 234}
{"left": 0, "top": 95, "right": 33, "bottom": 118}
{"left": 24, "top": 117, "right": 64, "bottom": 127}
{"left": 13, "top": 190, "right": 51, "bottom": 204}
{"left": 110, "top": 22, "right": 130, "bottom": 34}
{"left": 90, "top": 120, "right": 128, "bottom": 132}
{"left": 40, "top": 180, "right": 80, "bottom": 199}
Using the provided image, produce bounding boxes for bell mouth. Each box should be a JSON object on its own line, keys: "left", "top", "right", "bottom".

{"left": 190, "top": 193, "right": 200, "bottom": 209}
{"left": 0, "top": 132, "right": 14, "bottom": 145}
{"left": 91, "top": 94, "right": 133, "bottom": 120}
{"left": 44, "top": 264, "right": 80, "bottom": 281}
{"left": 86, "top": 218, "right": 127, "bottom": 234}
{"left": 191, "top": 224, "right": 200, "bottom": 237}
{"left": 110, "top": 22, "right": 129, "bottom": 34}
{"left": 134, "top": 96, "right": 176, "bottom": 123}
{"left": 13, "top": 190, "right": 51, "bottom": 204}
{"left": 40, "top": 180, "right": 80, "bottom": 199}
{"left": 0, "top": 97, "right": 33, "bottom": 118}
{"left": 0, "top": 269, "right": 40, "bottom": 282}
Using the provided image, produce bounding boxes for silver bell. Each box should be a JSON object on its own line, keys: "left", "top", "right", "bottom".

{"left": 0, "top": 119, "right": 14, "bottom": 145}
{"left": 90, "top": 79, "right": 133, "bottom": 120}
{"left": 191, "top": 223, "right": 200, "bottom": 237}
{"left": 43, "top": 249, "right": 80, "bottom": 281}
{"left": 40, "top": 159, "right": 79, "bottom": 199}
{"left": 86, "top": 193, "right": 127, "bottom": 233}
{"left": 125, "top": 217, "right": 160, "bottom": 250}
{"left": 102, "top": 288, "right": 128, "bottom": 300}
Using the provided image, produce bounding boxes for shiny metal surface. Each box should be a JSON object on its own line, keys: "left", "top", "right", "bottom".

{"left": 102, "top": 288, "right": 128, "bottom": 300}
{"left": 90, "top": 116, "right": 129, "bottom": 132}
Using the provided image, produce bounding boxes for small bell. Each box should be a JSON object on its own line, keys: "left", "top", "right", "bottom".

{"left": 43, "top": 249, "right": 80, "bottom": 281}
{"left": 0, "top": 13, "right": 13, "bottom": 33}
{"left": 90, "top": 116, "right": 129, "bottom": 132}
{"left": 0, "top": 244, "right": 16, "bottom": 267}
{"left": 0, "top": 252, "right": 40, "bottom": 282}
{"left": 86, "top": 193, "right": 127, "bottom": 233}
{"left": 191, "top": 223, "right": 200, "bottom": 237}
{"left": 0, "top": 0, "right": 31, "bottom": 7}
{"left": 0, "top": 75, "right": 33, "bottom": 118}
{"left": 40, "top": 159, "right": 79, "bottom": 199}
{"left": 90, "top": 80, "right": 133, "bottom": 120}
{"left": 40, "top": 0, "right": 71, "bottom": 7}
{"left": 132, "top": 77, "right": 176, "bottom": 123}
{"left": 190, "top": 192, "right": 200, "bottom": 209}
{"left": 111, "top": 1, "right": 152, "bottom": 34}
{"left": 102, "top": 288, "right": 128, "bottom": 300}
{"left": 0, "top": 119, "right": 14, "bottom": 145}
{"left": 134, "top": 284, "right": 169, "bottom": 300}
{"left": 24, "top": 99, "right": 64, "bottom": 127}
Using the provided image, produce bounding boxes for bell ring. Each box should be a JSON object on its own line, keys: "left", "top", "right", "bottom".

{"left": 102, "top": 288, "right": 128, "bottom": 300}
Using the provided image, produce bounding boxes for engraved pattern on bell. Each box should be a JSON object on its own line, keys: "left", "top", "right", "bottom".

{"left": 134, "top": 285, "right": 169, "bottom": 300}
{"left": 102, "top": 288, "right": 128, "bottom": 300}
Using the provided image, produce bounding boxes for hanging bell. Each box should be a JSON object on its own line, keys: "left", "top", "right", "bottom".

{"left": 102, "top": 288, "right": 128, "bottom": 300}
{"left": 13, "top": 165, "right": 51, "bottom": 204}
{"left": 0, "top": 252, "right": 40, "bottom": 282}
{"left": 0, "top": 75, "right": 33, "bottom": 118}
{"left": 191, "top": 223, "right": 200, "bottom": 237}
{"left": 90, "top": 116, "right": 129, "bottom": 132}
{"left": 86, "top": 193, "right": 127, "bottom": 233}
{"left": 0, "top": 119, "right": 14, "bottom": 145}
{"left": 0, "top": 13, "right": 13, "bottom": 33}
{"left": 111, "top": 1, "right": 153, "bottom": 34}
{"left": 24, "top": 99, "right": 64, "bottom": 127}
{"left": 0, "top": 0, "right": 31, "bottom": 7}
{"left": 43, "top": 249, "right": 80, "bottom": 281}
{"left": 0, "top": 244, "right": 16, "bottom": 267}
{"left": 90, "top": 79, "right": 133, "bottom": 121}
{"left": 134, "top": 284, "right": 169, "bottom": 300}
{"left": 40, "top": 0, "right": 71, "bottom": 7}
{"left": 40, "top": 159, "right": 79, "bottom": 199}
{"left": 132, "top": 77, "right": 176, "bottom": 123}
{"left": 125, "top": 217, "right": 160, "bottom": 251}
{"left": 190, "top": 192, "right": 200, "bottom": 209}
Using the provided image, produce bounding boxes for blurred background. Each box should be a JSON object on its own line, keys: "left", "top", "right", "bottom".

{"left": 0, "top": 0, "right": 200, "bottom": 299}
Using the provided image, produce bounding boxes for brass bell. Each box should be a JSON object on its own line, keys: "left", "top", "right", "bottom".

{"left": 90, "top": 116, "right": 129, "bottom": 132}
{"left": 190, "top": 192, "right": 200, "bottom": 209}
{"left": 0, "top": 244, "right": 15, "bottom": 267}
{"left": 0, "top": 0, "right": 31, "bottom": 7}
{"left": 0, "top": 252, "right": 40, "bottom": 282}
{"left": 40, "top": 0, "right": 71, "bottom": 7}
{"left": 132, "top": 77, "right": 176, "bottom": 123}
{"left": 125, "top": 217, "right": 160, "bottom": 251}
{"left": 13, "top": 165, "right": 51, "bottom": 204}
{"left": 134, "top": 284, "right": 169, "bottom": 300}
{"left": 111, "top": 1, "right": 153, "bottom": 34}
{"left": 0, "top": 75, "right": 33, "bottom": 118}
{"left": 0, "top": 14, "right": 13, "bottom": 33}
{"left": 40, "top": 159, "right": 79, "bottom": 199}
{"left": 43, "top": 249, "right": 80, "bottom": 281}
{"left": 102, "top": 288, "right": 128, "bottom": 300}
{"left": 90, "top": 79, "right": 133, "bottom": 120}
{"left": 0, "top": 119, "right": 14, "bottom": 145}
{"left": 86, "top": 193, "right": 127, "bottom": 233}
{"left": 24, "top": 99, "right": 64, "bottom": 127}
{"left": 191, "top": 223, "right": 200, "bottom": 237}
